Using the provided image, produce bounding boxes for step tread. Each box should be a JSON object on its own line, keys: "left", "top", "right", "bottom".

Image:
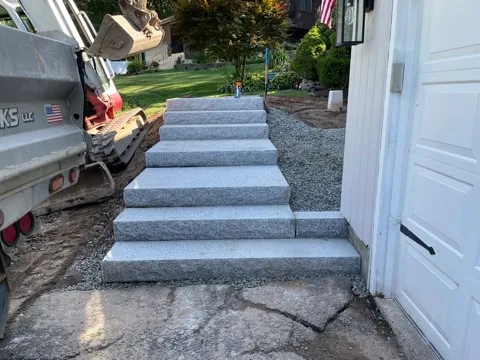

{"left": 164, "top": 110, "right": 266, "bottom": 125}
{"left": 147, "top": 139, "right": 276, "bottom": 153}
{"left": 160, "top": 123, "right": 269, "bottom": 140}
{"left": 104, "top": 238, "right": 359, "bottom": 261}
{"left": 115, "top": 205, "right": 294, "bottom": 222}
{"left": 161, "top": 123, "right": 268, "bottom": 129}
{"left": 166, "top": 96, "right": 264, "bottom": 111}
{"left": 125, "top": 166, "right": 289, "bottom": 190}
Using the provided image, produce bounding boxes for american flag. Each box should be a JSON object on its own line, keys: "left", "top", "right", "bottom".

{"left": 45, "top": 104, "right": 63, "bottom": 123}
{"left": 320, "top": 0, "right": 337, "bottom": 28}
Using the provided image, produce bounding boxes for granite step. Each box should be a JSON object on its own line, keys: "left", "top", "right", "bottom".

{"left": 160, "top": 123, "right": 269, "bottom": 140}
{"left": 294, "top": 211, "right": 348, "bottom": 238}
{"left": 166, "top": 96, "right": 264, "bottom": 112}
{"left": 146, "top": 139, "right": 278, "bottom": 167}
{"left": 124, "top": 166, "right": 290, "bottom": 207}
{"left": 164, "top": 110, "right": 266, "bottom": 125}
{"left": 114, "top": 205, "right": 295, "bottom": 241}
{"left": 102, "top": 238, "right": 361, "bottom": 282}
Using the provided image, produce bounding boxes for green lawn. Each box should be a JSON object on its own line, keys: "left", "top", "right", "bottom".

{"left": 114, "top": 64, "right": 310, "bottom": 116}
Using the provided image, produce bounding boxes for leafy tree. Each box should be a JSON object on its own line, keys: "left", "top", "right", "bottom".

{"left": 291, "top": 26, "right": 326, "bottom": 80}
{"left": 174, "top": 0, "right": 288, "bottom": 82}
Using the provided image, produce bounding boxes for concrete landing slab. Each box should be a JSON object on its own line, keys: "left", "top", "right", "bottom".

{"left": 146, "top": 139, "right": 278, "bottom": 167}
{"left": 124, "top": 166, "right": 290, "bottom": 207}
{"left": 160, "top": 123, "right": 269, "bottom": 140}
{"left": 375, "top": 298, "right": 439, "bottom": 360}
{"left": 102, "top": 238, "right": 360, "bottom": 282}
{"left": 0, "top": 280, "right": 405, "bottom": 360}
{"left": 242, "top": 277, "right": 353, "bottom": 331}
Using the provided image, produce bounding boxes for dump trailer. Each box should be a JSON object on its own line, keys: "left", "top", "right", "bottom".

{"left": 0, "top": 24, "right": 88, "bottom": 338}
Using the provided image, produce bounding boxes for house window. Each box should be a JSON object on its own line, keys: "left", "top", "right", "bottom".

{"left": 300, "top": 0, "right": 313, "bottom": 12}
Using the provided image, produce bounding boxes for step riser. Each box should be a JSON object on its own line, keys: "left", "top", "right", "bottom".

{"left": 164, "top": 111, "right": 266, "bottom": 125}
{"left": 114, "top": 219, "right": 295, "bottom": 241}
{"left": 146, "top": 150, "right": 278, "bottom": 167}
{"left": 124, "top": 187, "right": 291, "bottom": 207}
{"left": 103, "top": 257, "right": 360, "bottom": 283}
{"left": 295, "top": 212, "right": 348, "bottom": 238}
{"left": 167, "top": 97, "right": 264, "bottom": 111}
{"left": 160, "top": 125, "right": 269, "bottom": 140}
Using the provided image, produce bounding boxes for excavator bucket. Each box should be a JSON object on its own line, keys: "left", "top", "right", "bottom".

{"left": 34, "top": 162, "right": 115, "bottom": 216}
{"left": 89, "top": 15, "right": 164, "bottom": 60}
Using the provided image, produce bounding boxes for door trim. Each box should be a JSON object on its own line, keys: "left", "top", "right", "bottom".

{"left": 369, "top": 0, "right": 423, "bottom": 296}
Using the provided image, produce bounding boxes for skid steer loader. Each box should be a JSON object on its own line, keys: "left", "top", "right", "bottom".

{"left": 0, "top": 0, "right": 165, "bottom": 337}
{"left": 6, "top": 0, "right": 165, "bottom": 213}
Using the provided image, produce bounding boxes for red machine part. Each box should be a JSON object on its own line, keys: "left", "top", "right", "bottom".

{"left": 110, "top": 92, "right": 123, "bottom": 113}
{"left": 84, "top": 88, "right": 123, "bottom": 130}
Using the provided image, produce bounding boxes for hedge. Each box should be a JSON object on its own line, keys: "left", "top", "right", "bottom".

{"left": 317, "top": 56, "right": 350, "bottom": 89}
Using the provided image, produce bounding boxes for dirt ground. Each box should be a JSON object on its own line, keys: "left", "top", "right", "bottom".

{"left": 1, "top": 98, "right": 405, "bottom": 359}
{"left": 6, "top": 113, "right": 164, "bottom": 317}
{"left": 265, "top": 92, "right": 347, "bottom": 129}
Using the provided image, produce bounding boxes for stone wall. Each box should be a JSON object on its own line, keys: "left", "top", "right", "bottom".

{"left": 173, "top": 63, "right": 230, "bottom": 71}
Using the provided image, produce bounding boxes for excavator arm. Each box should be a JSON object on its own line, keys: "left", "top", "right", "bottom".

{"left": 89, "top": 0, "right": 164, "bottom": 60}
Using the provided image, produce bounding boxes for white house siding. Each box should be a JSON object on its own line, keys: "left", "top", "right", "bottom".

{"left": 144, "top": 43, "right": 170, "bottom": 65}
{"left": 340, "top": 0, "right": 394, "bottom": 247}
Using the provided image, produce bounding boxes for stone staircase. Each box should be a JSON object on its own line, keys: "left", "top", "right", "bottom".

{"left": 102, "top": 96, "right": 359, "bottom": 282}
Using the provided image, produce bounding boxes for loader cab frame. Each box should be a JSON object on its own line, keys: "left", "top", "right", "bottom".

{"left": 0, "top": 0, "right": 34, "bottom": 33}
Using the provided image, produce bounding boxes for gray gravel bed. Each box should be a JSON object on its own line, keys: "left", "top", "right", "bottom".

{"left": 268, "top": 108, "right": 345, "bottom": 211}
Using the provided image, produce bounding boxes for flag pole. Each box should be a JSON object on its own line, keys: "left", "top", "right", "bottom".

{"left": 264, "top": 48, "right": 269, "bottom": 97}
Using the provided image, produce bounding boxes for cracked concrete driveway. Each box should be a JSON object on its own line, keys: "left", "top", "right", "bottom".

{"left": 0, "top": 277, "right": 404, "bottom": 360}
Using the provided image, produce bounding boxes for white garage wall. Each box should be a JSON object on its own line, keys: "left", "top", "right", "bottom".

{"left": 340, "top": 0, "right": 394, "bottom": 246}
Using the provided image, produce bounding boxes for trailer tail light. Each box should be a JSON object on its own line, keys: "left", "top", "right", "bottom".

{"left": 18, "top": 212, "right": 35, "bottom": 236}
{"left": 49, "top": 175, "right": 64, "bottom": 193}
{"left": 1, "top": 223, "right": 20, "bottom": 247}
{"left": 68, "top": 168, "right": 78, "bottom": 184}
{"left": 0, "top": 210, "right": 4, "bottom": 228}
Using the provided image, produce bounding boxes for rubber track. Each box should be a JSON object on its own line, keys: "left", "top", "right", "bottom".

{"left": 88, "top": 108, "right": 148, "bottom": 168}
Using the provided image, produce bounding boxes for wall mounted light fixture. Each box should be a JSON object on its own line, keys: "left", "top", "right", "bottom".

{"left": 336, "top": 0, "right": 374, "bottom": 46}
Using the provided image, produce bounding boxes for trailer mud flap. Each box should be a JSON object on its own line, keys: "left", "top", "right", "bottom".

{"left": 0, "top": 249, "right": 10, "bottom": 339}
{"left": 34, "top": 162, "right": 115, "bottom": 216}
{"left": 89, "top": 15, "right": 164, "bottom": 60}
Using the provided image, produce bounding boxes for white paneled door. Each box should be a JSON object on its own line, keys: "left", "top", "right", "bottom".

{"left": 395, "top": 1, "right": 480, "bottom": 359}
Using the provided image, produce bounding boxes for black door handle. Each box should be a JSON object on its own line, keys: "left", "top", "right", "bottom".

{"left": 400, "top": 224, "right": 436, "bottom": 255}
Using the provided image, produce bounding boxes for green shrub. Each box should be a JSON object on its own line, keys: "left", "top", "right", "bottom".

{"left": 271, "top": 71, "right": 299, "bottom": 90}
{"left": 127, "top": 60, "right": 145, "bottom": 75}
{"left": 317, "top": 55, "right": 350, "bottom": 89}
{"left": 329, "top": 32, "right": 337, "bottom": 49}
{"left": 247, "top": 55, "right": 265, "bottom": 64}
{"left": 327, "top": 46, "right": 351, "bottom": 59}
{"left": 189, "top": 51, "right": 216, "bottom": 64}
{"left": 292, "top": 26, "right": 326, "bottom": 80}
{"left": 284, "top": 42, "right": 297, "bottom": 51}
{"left": 269, "top": 49, "right": 290, "bottom": 69}
{"left": 217, "top": 73, "right": 265, "bottom": 93}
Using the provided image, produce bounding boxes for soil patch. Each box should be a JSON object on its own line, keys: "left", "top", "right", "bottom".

{"left": 266, "top": 93, "right": 347, "bottom": 129}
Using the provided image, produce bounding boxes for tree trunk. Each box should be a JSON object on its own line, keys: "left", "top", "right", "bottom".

{"left": 241, "top": 55, "right": 247, "bottom": 84}
{"left": 233, "top": 56, "right": 242, "bottom": 82}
